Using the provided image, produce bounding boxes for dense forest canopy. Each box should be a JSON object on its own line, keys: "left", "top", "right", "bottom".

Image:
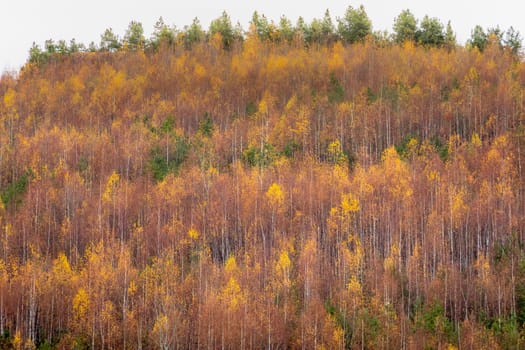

{"left": 0, "top": 5, "right": 525, "bottom": 349}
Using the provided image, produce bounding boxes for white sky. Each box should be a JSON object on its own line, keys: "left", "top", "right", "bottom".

{"left": 1, "top": 0, "right": 524, "bottom": 73}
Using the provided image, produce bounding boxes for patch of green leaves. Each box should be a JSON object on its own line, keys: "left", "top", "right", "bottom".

{"left": 1, "top": 169, "right": 33, "bottom": 207}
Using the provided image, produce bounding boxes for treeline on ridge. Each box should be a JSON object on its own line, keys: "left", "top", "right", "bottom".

{"left": 28, "top": 5, "right": 523, "bottom": 66}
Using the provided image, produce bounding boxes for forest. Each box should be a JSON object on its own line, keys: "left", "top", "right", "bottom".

{"left": 1, "top": 5, "right": 525, "bottom": 349}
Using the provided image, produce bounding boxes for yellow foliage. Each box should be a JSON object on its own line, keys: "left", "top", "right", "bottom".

{"left": 391, "top": 243, "right": 400, "bottom": 257}
{"left": 53, "top": 253, "right": 72, "bottom": 281}
{"left": 258, "top": 98, "right": 268, "bottom": 116}
{"left": 337, "top": 101, "right": 352, "bottom": 114}
{"left": 382, "top": 146, "right": 413, "bottom": 198}
{"left": 410, "top": 83, "right": 422, "bottom": 97}
{"left": 242, "top": 34, "right": 259, "bottom": 60}
{"left": 68, "top": 75, "right": 85, "bottom": 93}
{"left": 493, "top": 134, "right": 508, "bottom": 148}
{"left": 450, "top": 187, "right": 467, "bottom": 223}
{"left": 347, "top": 235, "right": 363, "bottom": 273}
{"left": 332, "top": 164, "right": 349, "bottom": 187}
{"left": 486, "top": 148, "right": 500, "bottom": 164}
{"left": 407, "top": 137, "right": 418, "bottom": 154}
{"left": 347, "top": 275, "right": 362, "bottom": 295}
{"left": 110, "top": 71, "right": 126, "bottom": 92}
{"left": 133, "top": 222, "right": 143, "bottom": 235}
{"left": 266, "top": 54, "right": 288, "bottom": 76}
{"left": 275, "top": 250, "right": 291, "bottom": 287}
{"left": 332, "top": 325, "right": 344, "bottom": 348}
{"left": 211, "top": 32, "right": 223, "bottom": 50}
{"left": 231, "top": 55, "right": 248, "bottom": 79}
{"left": 289, "top": 107, "right": 310, "bottom": 142}
{"left": 73, "top": 288, "right": 89, "bottom": 319}
{"left": 102, "top": 171, "right": 120, "bottom": 202}
{"left": 221, "top": 276, "right": 244, "bottom": 311}
{"left": 194, "top": 63, "right": 206, "bottom": 78}
{"left": 328, "top": 140, "right": 342, "bottom": 155}
{"left": 471, "top": 132, "right": 482, "bottom": 147}
{"left": 467, "top": 67, "right": 479, "bottom": 84}
{"left": 12, "top": 331, "right": 21, "bottom": 350}
{"left": 284, "top": 95, "right": 297, "bottom": 112}
{"left": 384, "top": 243, "right": 399, "bottom": 273}
{"left": 328, "top": 206, "right": 339, "bottom": 221}
{"left": 486, "top": 135, "right": 508, "bottom": 166}
{"left": 3, "top": 88, "right": 16, "bottom": 110}
{"left": 341, "top": 193, "right": 360, "bottom": 214}
{"left": 495, "top": 181, "right": 512, "bottom": 198}
{"left": 426, "top": 169, "right": 440, "bottom": 182}
{"left": 188, "top": 228, "right": 199, "bottom": 240}
{"left": 266, "top": 183, "right": 284, "bottom": 207}
{"left": 152, "top": 313, "right": 169, "bottom": 345}
{"left": 384, "top": 256, "right": 395, "bottom": 273}
{"left": 225, "top": 255, "right": 238, "bottom": 274}
{"left": 273, "top": 156, "right": 290, "bottom": 169}
{"left": 128, "top": 280, "right": 137, "bottom": 296}
{"left": 328, "top": 41, "right": 345, "bottom": 71}
{"left": 206, "top": 166, "right": 218, "bottom": 177}
{"left": 327, "top": 140, "right": 347, "bottom": 165}
{"left": 276, "top": 250, "right": 291, "bottom": 273}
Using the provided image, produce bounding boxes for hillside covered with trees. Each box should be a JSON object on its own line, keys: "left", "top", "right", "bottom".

{"left": 1, "top": 6, "right": 525, "bottom": 349}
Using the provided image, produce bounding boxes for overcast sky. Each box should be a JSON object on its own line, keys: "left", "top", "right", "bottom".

{"left": 1, "top": 0, "right": 523, "bottom": 73}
